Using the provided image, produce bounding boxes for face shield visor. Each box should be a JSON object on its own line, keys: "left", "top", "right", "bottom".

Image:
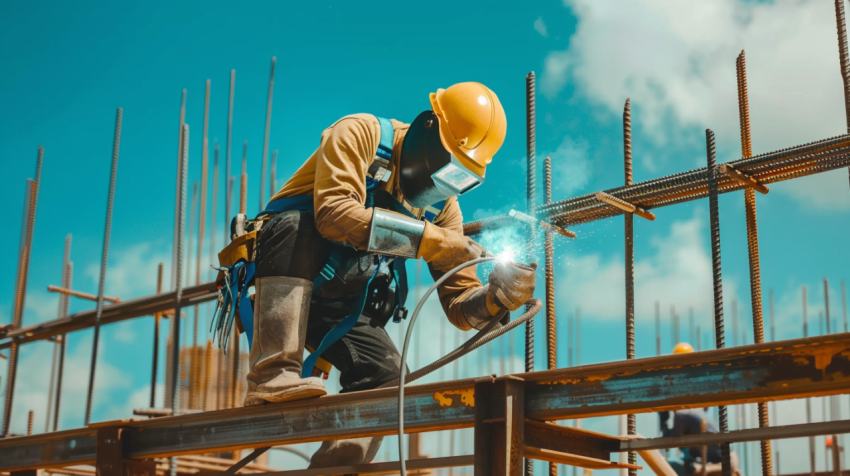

{"left": 399, "top": 111, "right": 485, "bottom": 209}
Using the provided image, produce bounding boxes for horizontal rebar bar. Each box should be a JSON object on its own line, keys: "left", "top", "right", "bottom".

{"left": 47, "top": 285, "right": 120, "bottom": 303}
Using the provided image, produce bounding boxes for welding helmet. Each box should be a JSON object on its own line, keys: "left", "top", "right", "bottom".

{"left": 399, "top": 82, "right": 507, "bottom": 208}
{"left": 672, "top": 342, "right": 694, "bottom": 354}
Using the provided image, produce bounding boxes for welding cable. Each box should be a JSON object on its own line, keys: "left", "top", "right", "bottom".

{"left": 392, "top": 256, "right": 543, "bottom": 476}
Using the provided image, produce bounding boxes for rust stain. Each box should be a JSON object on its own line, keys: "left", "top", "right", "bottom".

{"left": 538, "top": 379, "right": 581, "bottom": 385}
{"left": 587, "top": 374, "right": 613, "bottom": 382}
{"left": 433, "top": 389, "right": 475, "bottom": 407}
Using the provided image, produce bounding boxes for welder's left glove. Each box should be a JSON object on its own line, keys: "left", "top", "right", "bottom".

{"left": 460, "top": 261, "right": 537, "bottom": 330}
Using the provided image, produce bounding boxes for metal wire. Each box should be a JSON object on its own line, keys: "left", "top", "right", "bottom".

{"left": 737, "top": 50, "right": 773, "bottom": 476}
{"left": 706, "top": 129, "right": 733, "bottom": 476}
{"left": 623, "top": 98, "right": 637, "bottom": 474}
{"left": 85, "top": 108, "right": 122, "bottom": 426}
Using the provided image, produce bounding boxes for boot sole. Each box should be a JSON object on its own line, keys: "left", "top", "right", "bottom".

{"left": 245, "top": 386, "right": 327, "bottom": 406}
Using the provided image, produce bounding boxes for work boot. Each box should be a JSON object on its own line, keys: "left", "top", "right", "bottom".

{"left": 308, "top": 437, "right": 384, "bottom": 469}
{"left": 244, "top": 276, "right": 326, "bottom": 406}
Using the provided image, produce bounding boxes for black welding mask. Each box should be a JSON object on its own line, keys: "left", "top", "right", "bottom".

{"left": 399, "top": 111, "right": 485, "bottom": 208}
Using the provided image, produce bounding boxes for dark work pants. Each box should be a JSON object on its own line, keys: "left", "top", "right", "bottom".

{"left": 254, "top": 210, "right": 406, "bottom": 393}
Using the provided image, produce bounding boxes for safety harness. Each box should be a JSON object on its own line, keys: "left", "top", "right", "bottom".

{"left": 212, "top": 116, "right": 446, "bottom": 378}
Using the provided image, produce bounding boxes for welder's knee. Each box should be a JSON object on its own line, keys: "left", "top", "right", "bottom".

{"left": 255, "top": 210, "right": 326, "bottom": 281}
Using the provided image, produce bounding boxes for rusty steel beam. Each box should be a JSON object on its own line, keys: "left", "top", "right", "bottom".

{"left": 2, "top": 333, "right": 850, "bottom": 470}
{"left": 0, "top": 282, "right": 217, "bottom": 351}
{"left": 534, "top": 133, "right": 850, "bottom": 227}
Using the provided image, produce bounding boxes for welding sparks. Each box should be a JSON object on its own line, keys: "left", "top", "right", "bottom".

{"left": 496, "top": 246, "right": 516, "bottom": 264}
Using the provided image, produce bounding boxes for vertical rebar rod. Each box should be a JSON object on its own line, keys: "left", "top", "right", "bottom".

{"left": 53, "top": 235, "right": 71, "bottom": 432}
{"left": 45, "top": 333, "right": 58, "bottom": 432}
{"left": 655, "top": 301, "right": 661, "bottom": 356}
{"left": 733, "top": 300, "right": 739, "bottom": 347}
{"left": 270, "top": 149, "right": 278, "bottom": 199}
{"left": 260, "top": 57, "right": 276, "bottom": 210}
{"left": 524, "top": 69, "right": 537, "bottom": 476}
{"left": 835, "top": 0, "right": 850, "bottom": 131}
{"left": 824, "top": 277, "right": 840, "bottom": 474}
{"left": 202, "top": 339, "right": 213, "bottom": 411}
{"left": 567, "top": 312, "right": 573, "bottom": 367}
{"left": 240, "top": 141, "right": 248, "bottom": 215}
{"left": 842, "top": 280, "right": 847, "bottom": 332}
{"left": 85, "top": 109, "right": 122, "bottom": 426}
{"left": 825, "top": 278, "right": 832, "bottom": 334}
{"left": 576, "top": 306, "right": 581, "bottom": 366}
{"left": 803, "top": 285, "right": 815, "bottom": 476}
{"left": 544, "top": 154, "right": 555, "bottom": 476}
{"left": 211, "top": 144, "right": 219, "bottom": 281}
{"left": 689, "top": 308, "right": 695, "bottom": 344}
{"left": 187, "top": 181, "right": 198, "bottom": 408}
{"left": 706, "top": 128, "right": 732, "bottom": 476}
{"left": 226, "top": 70, "right": 235, "bottom": 246}
{"left": 150, "top": 263, "right": 164, "bottom": 410}
{"left": 3, "top": 145, "right": 42, "bottom": 436}
{"left": 173, "top": 90, "right": 187, "bottom": 290}
{"left": 172, "top": 123, "right": 190, "bottom": 413}
{"left": 736, "top": 49, "right": 772, "bottom": 476}
{"left": 622, "top": 98, "right": 637, "bottom": 474}
{"left": 192, "top": 80, "right": 211, "bottom": 410}
{"left": 27, "top": 411, "right": 33, "bottom": 435}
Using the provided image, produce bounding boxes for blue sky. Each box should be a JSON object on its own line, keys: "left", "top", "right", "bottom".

{"left": 2, "top": 0, "right": 849, "bottom": 473}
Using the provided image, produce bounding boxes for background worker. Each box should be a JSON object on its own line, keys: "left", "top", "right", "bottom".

{"left": 660, "top": 342, "right": 736, "bottom": 475}
{"left": 240, "top": 82, "right": 536, "bottom": 468}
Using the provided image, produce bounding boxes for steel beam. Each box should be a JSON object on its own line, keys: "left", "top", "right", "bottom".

{"left": 2, "top": 333, "right": 850, "bottom": 470}
{"left": 0, "top": 282, "right": 217, "bottom": 351}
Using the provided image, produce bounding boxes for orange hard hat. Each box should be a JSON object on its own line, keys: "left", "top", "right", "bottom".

{"left": 673, "top": 342, "right": 695, "bottom": 354}
{"left": 429, "top": 82, "right": 507, "bottom": 177}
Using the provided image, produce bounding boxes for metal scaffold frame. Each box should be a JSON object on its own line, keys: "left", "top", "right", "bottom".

{"left": 3, "top": 2, "right": 850, "bottom": 475}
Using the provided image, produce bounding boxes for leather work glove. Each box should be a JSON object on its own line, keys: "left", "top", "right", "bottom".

{"left": 487, "top": 261, "right": 537, "bottom": 312}
{"left": 418, "top": 221, "right": 487, "bottom": 273}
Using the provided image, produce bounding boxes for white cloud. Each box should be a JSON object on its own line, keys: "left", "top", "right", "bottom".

{"left": 85, "top": 241, "right": 172, "bottom": 300}
{"left": 545, "top": 135, "right": 591, "bottom": 196}
{"left": 534, "top": 17, "right": 549, "bottom": 38}
{"left": 773, "top": 169, "right": 850, "bottom": 211}
{"left": 556, "top": 210, "right": 740, "bottom": 322}
{"left": 542, "top": 0, "right": 848, "bottom": 208}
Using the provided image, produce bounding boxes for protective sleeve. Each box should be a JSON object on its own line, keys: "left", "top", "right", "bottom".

{"left": 428, "top": 197, "right": 487, "bottom": 331}
{"left": 312, "top": 118, "right": 377, "bottom": 249}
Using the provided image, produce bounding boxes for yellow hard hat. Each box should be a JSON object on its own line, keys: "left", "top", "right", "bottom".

{"left": 673, "top": 342, "right": 694, "bottom": 354}
{"left": 429, "top": 82, "right": 507, "bottom": 177}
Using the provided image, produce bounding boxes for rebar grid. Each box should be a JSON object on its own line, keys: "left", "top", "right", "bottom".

{"left": 737, "top": 50, "right": 773, "bottom": 476}
{"left": 85, "top": 108, "right": 122, "bottom": 426}
{"left": 525, "top": 70, "right": 536, "bottom": 476}
{"left": 706, "top": 129, "right": 733, "bottom": 476}
{"left": 623, "top": 98, "right": 637, "bottom": 474}
{"left": 536, "top": 133, "right": 850, "bottom": 227}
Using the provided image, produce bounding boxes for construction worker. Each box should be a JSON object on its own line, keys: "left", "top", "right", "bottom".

{"left": 660, "top": 342, "right": 730, "bottom": 475}
{"left": 240, "top": 82, "right": 536, "bottom": 467}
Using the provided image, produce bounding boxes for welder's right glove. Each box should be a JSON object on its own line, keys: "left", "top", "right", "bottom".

{"left": 418, "top": 221, "right": 488, "bottom": 273}
{"left": 460, "top": 261, "right": 538, "bottom": 330}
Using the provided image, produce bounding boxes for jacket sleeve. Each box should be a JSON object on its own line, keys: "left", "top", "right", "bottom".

{"left": 428, "top": 197, "right": 486, "bottom": 331}
{"left": 312, "top": 118, "right": 377, "bottom": 249}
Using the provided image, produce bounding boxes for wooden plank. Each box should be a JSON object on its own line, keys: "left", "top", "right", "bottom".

{"left": 523, "top": 446, "right": 641, "bottom": 470}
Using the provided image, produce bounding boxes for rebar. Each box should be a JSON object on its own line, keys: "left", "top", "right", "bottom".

{"left": 842, "top": 280, "right": 847, "bottom": 332}
{"left": 260, "top": 57, "right": 275, "bottom": 210}
{"left": 226, "top": 70, "right": 234, "bottom": 246}
{"left": 211, "top": 144, "right": 219, "bottom": 281}
{"left": 543, "top": 153, "right": 557, "bottom": 476}
{"left": 27, "top": 410, "right": 33, "bottom": 436}
{"left": 770, "top": 290, "right": 775, "bottom": 342}
{"left": 151, "top": 263, "right": 163, "bottom": 410}
{"left": 524, "top": 73, "right": 536, "bottom": 476}
{"left": 193, "top": 80, "right": 211, "bottom": 410}
{"left": 737, "top": 49, "right": 772, "bottom": 476}
{"left": 45, "top": 329, "right": 58, "bottom": 432}
{"left": 172, "top": 123, "right": 190, "bottom": 413}
{"left": 535, "top": 133, "right": 850, "bottom": 227}
{"left": 187, "top": 181, "right": 198, "bottom": 408}
{"left": 3, "top": 146, "right": 42, "bottom": 436}
{"left": 53, "top": 236, "right": 71, "bottom": 432}
{"left": 706, "top": 129, "right": 732, "bottom": 476}
{"left": 202, "top": 339, "right": 213, "bottom": 411}
{"left": 622, "top": 98, "right": 638, "bottom": 474}
{"left": 836, "top": 0, "right": 850, "bottom": 133}
{"left": 804, "top": 284, "right": 815, "bottom": 475}
{"left": 270, "top": 149, "right": 278, "bottom": 198}
{"left": 240, "top": 141, "right": 248, "bottom": 215}
{"left": 85, "top": 107, "right": 122, "bottom": 426}
{"left": 595, "top": 191, "right": 655, "bottom": 220}
{"left": 173, "top": 90, "right": 187, "bottom": 290}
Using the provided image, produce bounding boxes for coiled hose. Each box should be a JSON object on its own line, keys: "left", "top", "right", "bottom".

{"left": 380, "top": 256, "right": 543, "bottom": 476}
